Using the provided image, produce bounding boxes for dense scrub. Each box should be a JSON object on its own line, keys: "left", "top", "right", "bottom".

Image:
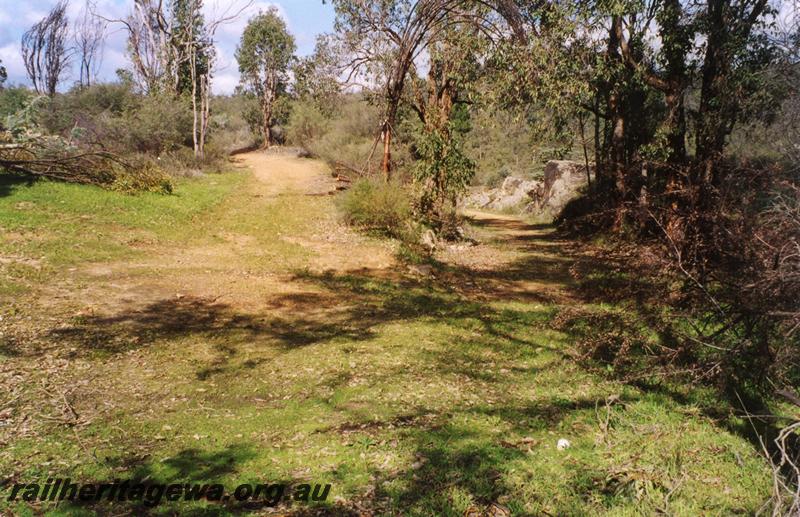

{"left": 338, "top": 178, "right": 414, "bottom": 239}
{"left": 0, "top": 82, "right": 258, "bottom": 189}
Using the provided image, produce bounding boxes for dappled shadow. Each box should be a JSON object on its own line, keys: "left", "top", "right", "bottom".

{"left": 47, "top": 295, "right": 378, "bottom": 358}
{"left": 20, "top": 208, "right": 780, "bottom": 513}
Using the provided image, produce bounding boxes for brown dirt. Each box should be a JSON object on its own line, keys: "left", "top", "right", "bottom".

{"left": 32, "top": 152, "right": 397, "bottom": 321}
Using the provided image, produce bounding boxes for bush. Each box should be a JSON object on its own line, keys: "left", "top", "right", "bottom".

{"left": 38, "top": 83, "right": 138, "bottom": 140}
{"left": 112, "top": 157, "right": 173, "bottom": 194}
{"left": 339, "top": 178, "right": 413, "bottom": 239}
{"left": 286, "top": 100, "right": 329, "bottom": 148}
{"left": 35, "top": 85, "right": 193, "bottom": 156}
{"left": 287, "top": 94, "right": 413, "bottom": 177}
{"left": 210, "top": 94, "right": 258, "bottom": 153}
{"left": 120, "top": 94, "right": 193, "bottom": 154}
{"left": 0, "top": 86, "right": 35, "bottom": 127}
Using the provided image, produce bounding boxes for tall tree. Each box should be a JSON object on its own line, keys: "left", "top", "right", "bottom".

{"left": 98, "top": 0, "right": 174, "bottom": 94}
{"left": 694, "top": 0, "right": 773, "bottom": 168}
{"left": 21, "top": 0, "right": 71, "bottom": 96}
{"left": 171, "top": 0, "right": 210, "bottom": 97}
{"left": 293, "top": 35, "right": 341, "bottom": 116}
{"left": 236, "top": 8, "right": 296, "bottom": 149}
{"left": 409, "top": 22, "right": 481, "bottom": 220}
{"left": 330, "top": 0, "right": 457, "bottom": 179}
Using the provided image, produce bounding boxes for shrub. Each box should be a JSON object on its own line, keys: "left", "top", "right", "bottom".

{"left": 0, "top": 86, "right": 35, "bottom": 127}
{"left": 210, "top": 94, "right": 258, "bottom": 153}
{"left": 34, "top": 85, "right": 192, "bottom": 156}
{"left": 286, "top": 100, "right": 329, "bottom": 148}
{"left": 120, "top": 94, "right": 193, "bottom": 154}
{"left": 112, "top": 157, "right": 173, "bottom": 194}
{"left": 38, "top": 83, "right": 138, "bottom": 139}
{"left": 339, "top": 178, "right": 413, "bottom": 239}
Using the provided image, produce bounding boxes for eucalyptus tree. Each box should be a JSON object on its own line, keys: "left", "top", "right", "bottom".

{"left": 408, "top": 21, "right": 484, "bottom": 220}
{"left": 329, "top": 0, "right": 523, "bottom": 179}
{"left": 293, "top": 35, "right": 342, "bottom": 116}
{"left": 236, "top": 8, "right": 296, "bottom": 148}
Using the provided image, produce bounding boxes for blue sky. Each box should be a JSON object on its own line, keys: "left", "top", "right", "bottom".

{"left": 0, "top": 0, "right": 336, "bottom": 94}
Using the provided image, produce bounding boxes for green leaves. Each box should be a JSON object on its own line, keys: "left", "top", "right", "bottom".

{"left": 236, "top": 8, "right": 296, "bottom": 80}
{"left": 413, "top": 122, "right": 476, "bottom": 214}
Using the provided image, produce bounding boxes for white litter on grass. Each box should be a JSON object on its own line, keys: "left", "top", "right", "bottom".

{"left": 557, "top": 438, "right": 571, "bottom": 451}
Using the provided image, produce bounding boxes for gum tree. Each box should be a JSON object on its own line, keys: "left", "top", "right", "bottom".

{"left": 236, "top": 8, "right": 296, "bottom": 148}
{"left": 329, "top": 0, "right": 523, "bottom": 179}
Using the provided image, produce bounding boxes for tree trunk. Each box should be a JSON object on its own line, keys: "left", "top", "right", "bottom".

{"left": 659, "top": 0, "right": 691, "bottom": 165}
{"left": 381, "top": 122, "right": 392, "bottom": 180}
{"left": 695, "top": 0, "right": 729, "bottom": 168}
{"left": 261, "top": 95, "right": 273, "bottom": 149}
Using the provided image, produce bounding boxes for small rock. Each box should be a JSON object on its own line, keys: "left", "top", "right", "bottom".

{"left": 420, "top": 229, "right": 437, "bottom": 252}
{"left": 407, "top": 264, "right": 433, "bottom": 277}
{"left": 557, "top": 438, "right": 571, "bottom": 451}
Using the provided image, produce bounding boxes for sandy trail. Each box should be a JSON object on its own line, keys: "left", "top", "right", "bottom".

{"left": 40, "top": 151, "right": 397, "bottom": 319}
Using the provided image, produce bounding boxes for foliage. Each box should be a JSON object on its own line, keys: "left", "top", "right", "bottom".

{"left": 36, "top": 84, "right": 193, "bottom": 155}
{"left": 0, "top": 87, "right": 35, "bottom": 128}
{"left": 208, "top": 93, "right": 260, "bottom": 153}
{"left": 463, "top": 104, "right": 546, "bottom": 186}
{"left": 171, "top": 0, "right": 211, "bottom": 98}
{"left": 0, "top": 97, "right": 172, "bottom": 193}
{"left": 413, "top": 122, "right": 475, "bottom": 218}
{"left": 236, "top": 8, "right": 296, "bottom": 147}
{"left": 339, "top": 177, "right": 413, "bottom": 239}
{"left": 286, "top": 94, "right": 413, "bottom": 175}
{"left": 286, "top": 100, "right": 330, "bottom": 149}
{"left": 292, "top": 35, "right": 341, "bottom": 116}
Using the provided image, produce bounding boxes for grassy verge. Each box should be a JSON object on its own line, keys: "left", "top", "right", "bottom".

{"left": 0, "top": 171, "right": 246, "bottom": 296}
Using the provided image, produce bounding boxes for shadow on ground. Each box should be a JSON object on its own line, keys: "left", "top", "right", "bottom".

{"left": 14, "top": 213, "right": 775, "bottom": 515}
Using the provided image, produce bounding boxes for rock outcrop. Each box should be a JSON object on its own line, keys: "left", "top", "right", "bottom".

{"left": 464, "top": 160, "right": 593, "bottom": 219}
{"left": 465, "top": 176, "right": 543, "bottom": 211}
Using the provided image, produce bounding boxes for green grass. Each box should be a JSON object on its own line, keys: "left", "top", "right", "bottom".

{"left": 0, "top": 172, "right": 246, "bottom": 295}
{"left": 0, "top": 166, "right": 774, "bottom": 515}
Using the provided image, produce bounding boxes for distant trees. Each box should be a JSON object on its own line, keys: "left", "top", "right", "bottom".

{"left": 236, "top": 9, "right": 296, "bottom": 149}
{"left": 99, "top": 0, "right": 249, "bottom": 158}
{"left": 74, "top": 3, "right": 106, "bottom": 88}
{"left": 21, "top": 0, "right": 72, "bottom": 96}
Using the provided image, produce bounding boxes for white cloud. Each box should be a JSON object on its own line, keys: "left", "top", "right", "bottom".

{"left": 211, "top": 72, "right": 239, "bottom": 94}
{"left": 0, "top": 43, "right": 26, "bottom": 85}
